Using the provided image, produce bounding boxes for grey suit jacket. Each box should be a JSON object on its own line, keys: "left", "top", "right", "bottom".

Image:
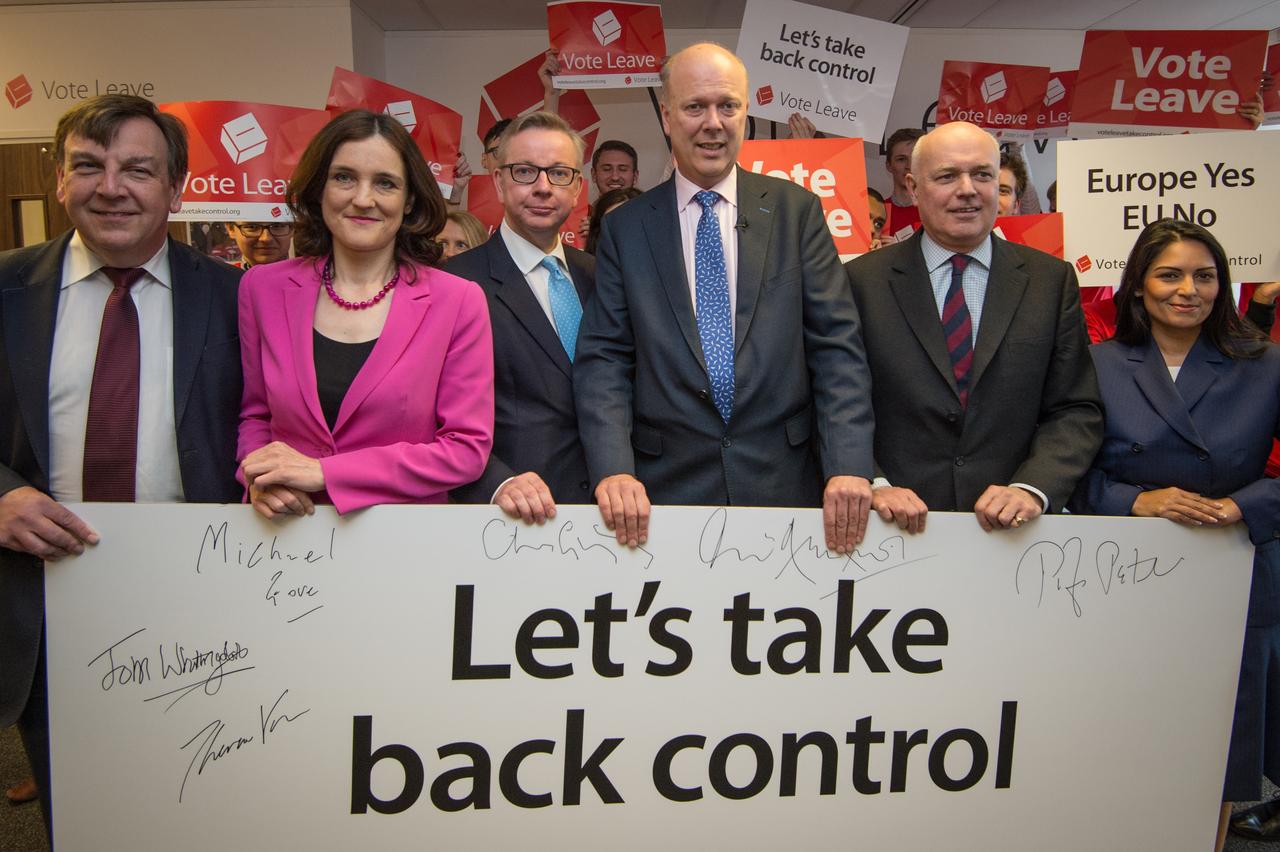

{"left": 0, "top": 233, "right": 242, "bottom": 727}
{"left": 845, "top": 230, "right": 1103, "bottom": 512}
{"left": 574, "top": 167, "right": 874, "bottom": 507}
{"left": 445, "top": 235, "right": 594, "bottom": 504}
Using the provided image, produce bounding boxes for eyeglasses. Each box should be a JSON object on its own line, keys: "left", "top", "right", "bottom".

{"left": 499, "top": 163, "right": 581, "bottom": 187}
{"left": 235, "top": 223, "right": 293, "bottom": 237}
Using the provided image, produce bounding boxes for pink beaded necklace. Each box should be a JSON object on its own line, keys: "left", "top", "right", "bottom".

{"left": 322, "top": 259, "right": 399, "bottom": 310}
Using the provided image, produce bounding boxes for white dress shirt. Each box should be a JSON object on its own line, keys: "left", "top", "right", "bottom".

{"left": 499, "top": 220, "right": 570, "bottom": 332}
{"left": 674, "top": 168, "right": 739, "bottom": 330}
{"left": 48, "top": 232, "right": 183, "bottom": 502}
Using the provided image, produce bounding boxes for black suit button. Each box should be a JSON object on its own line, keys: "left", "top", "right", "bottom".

{"left": 722, "top": 437, "right": 732, "bottom": 448}
{"left": 579, "top": 480, "right": 590, "bottom": 492}
{"left": 1130, "top": 443, "right": 1144, "bottom": 454}
{"left": 1197, "top": 451, "right": 1209, "bottom": 461}
{"left": 946, "top": 410, "right": 959, "bottom": 423}
{"left": 954, "top": 456, "right": 965, "bottom": 467}
{"left": 698, "top": 389, "right": 710, "bottom": 401}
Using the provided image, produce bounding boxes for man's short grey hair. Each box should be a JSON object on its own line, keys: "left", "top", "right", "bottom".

{"left": 496, "top": 111, "right": 585, "bottom": 167}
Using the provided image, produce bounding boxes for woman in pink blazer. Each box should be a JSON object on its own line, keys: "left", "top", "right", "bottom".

{"left": 238, "top": 110, "right": 493, "bottom": 517}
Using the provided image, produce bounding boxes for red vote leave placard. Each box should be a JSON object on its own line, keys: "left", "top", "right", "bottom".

{"left": 160, "top": 100, "right": 331, "bottom": 221}
{"left": 993, "top": 213, "right": 1063, "bottom": 259}
{"left": 548, "top": 1, "right": 666, "bottom": 89}
{"left": 738, "top": 138, "right": 871, "bottom": 256}
{"left": 1070, "top": 30, "right": 1267, "bottom": 136}
{"left": 1263, "top": 43, "right": 1280, "bottom": 124}
{"left": 477, "top": 52, "right": 600, "bottom": 162}
{"left": 326, "top": 67, "right": 462, "bottom": 199}
{"left": 467, "top": 173, "right": 589, "bottom": 250}
{"left": 1035, "top": 70, "right": 1076, "bottom": 140}
{"left": 937, "top": 61, "right": 1049, "bottom": 142}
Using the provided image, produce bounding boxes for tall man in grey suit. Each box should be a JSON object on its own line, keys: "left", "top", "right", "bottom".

{"left": 845, "top": 121, "right": 1102, "bottom": 533}
{"left": 0, "top": 95, "right": 243, "bottom": 840}
{"left": 574, "top": 43, "right": 875, "bottom": 552}
{"left": 447, "top": 112, "right": 593, "bottom": 522}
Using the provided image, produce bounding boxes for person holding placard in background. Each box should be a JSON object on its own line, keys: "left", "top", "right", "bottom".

{"left": 237, "top": 110, "right": 493, "bottom": 518}
{"left": 1066, "top": 219, "right": 1280, "bottom": 850}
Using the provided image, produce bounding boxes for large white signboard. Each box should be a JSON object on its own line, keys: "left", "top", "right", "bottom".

{"left": 45, "top": 505, "right": 1252, "bottom": 850}
{"left": 736, "top": 0, "right": 908, "bottom": 141}
{"left": 1059, "top": 130, "right": 1280, "bottom": 286}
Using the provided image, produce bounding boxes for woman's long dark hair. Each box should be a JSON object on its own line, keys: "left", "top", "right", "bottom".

{"left": 287, "top": 109, "right": 446, "bottom": 271}
{"left": 1112, "top": 218, "right": 1266, "bottom": 359}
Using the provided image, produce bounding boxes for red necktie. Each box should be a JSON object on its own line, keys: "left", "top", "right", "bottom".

{"left": 82, "top": 267, "right": 144, "bottom": 502}
{"left": 943, "top": 254, "right": 974, "bottom": 408}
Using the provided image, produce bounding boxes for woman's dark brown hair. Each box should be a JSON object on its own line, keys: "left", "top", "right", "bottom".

{"left": 586, "top": 187, "right": 643, "bottom": 255}
{"left": 1113, "top": 218, "right": 1266, "bottom": 359}
{"left": 287, "top": 109, "right": 446, "bottom": 270}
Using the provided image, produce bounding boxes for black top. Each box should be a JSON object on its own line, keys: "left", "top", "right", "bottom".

{"left": 313, "top": 330, "right": 377, "bottom": 431}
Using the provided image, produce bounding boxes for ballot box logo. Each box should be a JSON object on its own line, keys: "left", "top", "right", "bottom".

{"left": 220, "top": 112, "right": 268, "bottom": 165}
{"left": 1076, "top": 255, "right": 1093, "bottom": 273}
{"left": 756, "top": 85, "right": 774, "bottom": 106}
{"left": 1045, "top": 77, "right": 1067, "bottom": 107}
{"left": 592, "top": 9, "right": 623, "bottom": 46}
{"left": 270, "top": 206, "right": 283, "bottom": 218}
{"left": 5, "top": 74, "right": 32, "bottom": 109}
{"left": 383, "top": 100, "right": 417, "bottom": 134}
{"left": 981, "top": 71, "right": 1008, "bottom": 104}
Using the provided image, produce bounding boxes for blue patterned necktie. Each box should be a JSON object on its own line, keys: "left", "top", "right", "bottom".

{"left": 694, "top": 190, "right": 734, "bottom": 422}
{"left": 540, "top": 256, "right": 582, "bottom": 362}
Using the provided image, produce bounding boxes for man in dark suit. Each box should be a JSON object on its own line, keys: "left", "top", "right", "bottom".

{"left": 0, "top": 95, "right": 242, "bottom": 841}
{"left": 574, "top": 43, "right": 875, "bottom": 552}
{"left": 845, "top": 121, "right": 1101, "bottom": 533}
{"left": 446, "top": 111, "right": 593, "bottom": 522}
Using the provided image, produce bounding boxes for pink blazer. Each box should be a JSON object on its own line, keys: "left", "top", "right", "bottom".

{"left": 238, "top": 256, "right": 494, "bottom": 512}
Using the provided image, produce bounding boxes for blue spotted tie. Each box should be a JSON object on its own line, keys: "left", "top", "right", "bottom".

{"left": 540, "top": 256, "right": 581, "bottom": 362}
{"left": 694, "top": 190, "right": 734, "bottom": 422}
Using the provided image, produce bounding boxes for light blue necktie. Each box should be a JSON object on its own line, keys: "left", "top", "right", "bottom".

{"left": 540, "top": 256, "right": 582, "bottom": 362}
{"left": 694, "top": 190, "right": 734, "bottom": 422}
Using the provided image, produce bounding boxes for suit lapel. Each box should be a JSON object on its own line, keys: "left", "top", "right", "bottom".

{"left": 642, "top": 178, "right": 706, "bottom": 371}
{"left": 284, "top": 263, "right": 329, "bottom": 434}
{"left": 733, "top": 169, "right": 773, "bottom": 354}
{"left": 1130, "top": 337, "right": 1208, "bottom": 451}
{"left": 488, "top": 237, "right": 572, "bottom": 377}
{"left": 168, "top": 240, "right": 211, "bottom": 430}
{"left": 1173, "top": 334, "right": 1228, "bottom": 413}
{"left": 333, "top": 266, "right": 430, "bottom": 434}
{"left": 887, "top": 232, "right": 957, "bottom": 397}
{"left": 1, "top": 234, "right": 68, "bottom": 482}
{"left": 970, "top": 236, "right": 1029, "bottom": 392}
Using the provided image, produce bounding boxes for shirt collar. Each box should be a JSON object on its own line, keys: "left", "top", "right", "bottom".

{"left": 920, "top": 229, "right": 992, "bottom": 274}
{"left": 63, "top": 230, "right": 172, "bottom": 290}
{"left": 674, "top": 166, "right": 738, "bottom": 214}
{"left": 499, "top": 220, "right": 567, "bottom": 276}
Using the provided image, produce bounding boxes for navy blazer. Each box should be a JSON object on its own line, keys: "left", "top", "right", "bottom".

{"left": 1070, "top": 335, "right": 1280, "bottom": 624}
{"left": 0, "top": 233, "right": 243, "bottom": 727}
{"left": 574, "top": 168, "right": 874, "bottom": 507}
{"left": 445, "top": 235, "right": 594, "bottom": 504}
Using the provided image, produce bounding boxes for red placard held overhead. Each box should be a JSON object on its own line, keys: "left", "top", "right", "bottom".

{"left": 326, "top": 67, "right": 462, "bottom": 199}
{"left": 1263, "top": 43, "right": 1280, "bottom": 125}
{"left": 1069, "top": 30, "right": 1267, "bottom": 137}
{"left": 548, "top": 1, "right": 666, "bottom": 89}
{"left": 160, "top": 101, "right": 331, "bottom": 221}
{"left": 477, "top": 52, "right": 600, "bottom": 162}
{"left": 937, "top": 61, "right": 1050, "bottom": 142}
{"left": 993, "top": 213, "right": 1064, "bottom": 258}
{"left": 1035, "top": 70, "right": 1076, "bottom": 140}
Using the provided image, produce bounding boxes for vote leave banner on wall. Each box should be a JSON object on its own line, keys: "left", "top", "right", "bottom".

{"left": 45, "top": 504, "right": 1251, "bottom": 851}
{"left": 1263, "top": 43, "right": 1280, "bottom": 124}
{"left": 736, "top": 0, "right": 908, "bottom": 141}
{"left": 1069, "top": 30, "right": 1268, "bottom": 137}
{"left": 159, "top": 101, "right": 331, "bottom": 222}
{"left": 326, "top": 67, "right": 462, "bottom": 200}
{"left": 993, "top": 213, "right": 1064, "bottom": 258}
{"left": 1058, "top": 131, "right": 1280, "bottom": 286}
{"left": 936, "top": 61, "right": 1050, "bottom": 142}
{"left": 738, "top": 139, "right": 871, "bottom": 257}
{"left": 478, "top": 51, "right": 600, "bottom": 160}
{"left": 467, "top": 173, "right": 589, "bottom": 249}
{"left": 547, "top": 1, "right": 666, "bottom": 89}
{"left": 1034, "top": 70, "right": 1076, "bottom": 140}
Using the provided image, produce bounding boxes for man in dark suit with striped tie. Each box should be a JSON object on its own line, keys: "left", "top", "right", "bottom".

{"left": 845, "top": 121, "right": 1102, "bottom": 533}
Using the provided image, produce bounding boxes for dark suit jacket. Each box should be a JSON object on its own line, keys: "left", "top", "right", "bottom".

{"left": 574, "top": 167, "right": 874, "bottom": 507}
{"left": 1068, "top": 336, "right": 1280, "bottom": 625}
{"left": 845, "top": 230, "right": 1103, "bottom": 512}
{"left": 445, "top": 235, "right": 594, "bottom": 504}
{"left": 0, "top": 233, "right": 243, "bottom": 727}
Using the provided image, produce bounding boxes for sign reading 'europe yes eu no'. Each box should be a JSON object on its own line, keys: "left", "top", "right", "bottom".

{"left": 45, "top": 504, "right": 1252, "bottom": 850}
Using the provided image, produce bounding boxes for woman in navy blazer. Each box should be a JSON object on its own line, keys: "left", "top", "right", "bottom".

{"left": 237, "top": 110, "right": 493, "bottom": 517}
{"left": 1069, "top": 220, "right": 1280, "bottom": 848}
